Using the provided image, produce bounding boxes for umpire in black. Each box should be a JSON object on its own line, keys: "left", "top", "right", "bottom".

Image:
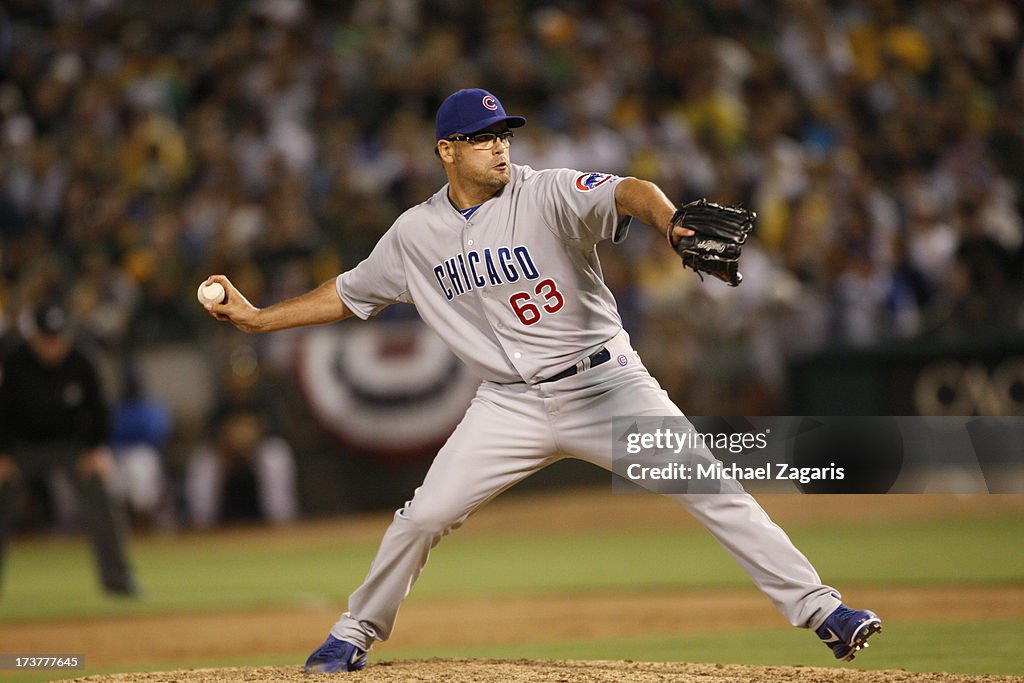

{"left": 0, "top": 300, "right": 137, "bottom": 596}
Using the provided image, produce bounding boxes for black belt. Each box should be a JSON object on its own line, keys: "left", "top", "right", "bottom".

{"left": 538, "top": 347, "right": 611, "bottom": 384}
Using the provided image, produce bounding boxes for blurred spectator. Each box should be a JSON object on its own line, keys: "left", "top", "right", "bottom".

{"left": 0, "top": 300, "right": 138, "bottom": 596}
{"left": 937, "top": 196, "right": 1022, "bottom": 337}
{"left": 111, "top": 361, "right": 173, "bottom": 529}
{"left": 0, "top": 0, "right": 1021, "bottom": 421}
{"left": 184, "top": 371, "right": 298, "bottom": 529}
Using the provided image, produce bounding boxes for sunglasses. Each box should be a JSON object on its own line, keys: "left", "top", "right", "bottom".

{"left": 444, "top": 131, "right": 515, "bottom": 150}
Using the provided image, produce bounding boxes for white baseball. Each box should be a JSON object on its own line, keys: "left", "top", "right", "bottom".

{"left": 197, "top": 281, "right": 226, "bottom": 306}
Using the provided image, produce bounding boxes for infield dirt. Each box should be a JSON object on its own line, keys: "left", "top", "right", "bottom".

{"left": 66, "top": 660, "right": 1024, "bottom": 682}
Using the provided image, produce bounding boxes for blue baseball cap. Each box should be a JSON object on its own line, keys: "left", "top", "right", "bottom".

{"left": 435, "top": 88, "right": 526, "bottom": 141}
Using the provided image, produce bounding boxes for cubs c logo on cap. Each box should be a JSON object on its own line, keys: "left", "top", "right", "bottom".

{"left": 574, "top": 172, "right": 613, "bottom": 192}
{"left": 436, "top": 88, "right": 527, "bottom": 140}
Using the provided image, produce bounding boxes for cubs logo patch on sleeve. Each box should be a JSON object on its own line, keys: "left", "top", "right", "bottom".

{"left": 574, "top": 172, "right": 614, "bottom": 192}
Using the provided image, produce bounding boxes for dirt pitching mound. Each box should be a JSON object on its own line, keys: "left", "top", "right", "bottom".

{"left": 67, "top": 659, "right": 1023, "bottom": 683}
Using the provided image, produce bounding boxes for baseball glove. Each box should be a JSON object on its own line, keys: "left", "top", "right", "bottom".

{"left": 668, "top": 198, "right": 756, "bottom": 287}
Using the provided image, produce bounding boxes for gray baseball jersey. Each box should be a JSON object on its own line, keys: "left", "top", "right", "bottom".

{"left": 326, "top": 163, "right": 842, "bottom": 652}
{"left": 337, "top": 164, "right": 629, "bottom": 383}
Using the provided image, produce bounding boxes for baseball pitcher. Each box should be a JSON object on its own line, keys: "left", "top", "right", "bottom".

{"left": 202, "top": 89, "right": 881, "bottom": 672}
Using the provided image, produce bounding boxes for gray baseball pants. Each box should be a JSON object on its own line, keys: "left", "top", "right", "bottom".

{"left": 330, "top": 329, "right": 840, "bottom": 649}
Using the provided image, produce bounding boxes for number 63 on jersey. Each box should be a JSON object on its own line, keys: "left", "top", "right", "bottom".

{"left": 509, "top": 278, "right": 564, "bottom": 326}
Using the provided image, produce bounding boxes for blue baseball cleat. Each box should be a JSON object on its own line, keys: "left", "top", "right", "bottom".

{"left": 304, "top": 635, "right": 368, "bottom": 673}
{"left": 816, "top": 604, "right": 882, "bottom": 661}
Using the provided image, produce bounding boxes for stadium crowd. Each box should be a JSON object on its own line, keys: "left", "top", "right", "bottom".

{"left": 2, "top": 0, "right": 1022, "bottom": 437}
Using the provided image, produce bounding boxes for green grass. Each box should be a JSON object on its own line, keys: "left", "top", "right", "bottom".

{"left": 1, "top": 535, "right": 382, "bottom": 621}
{"left": 794, "top": 515, "right": 1024, "bottom": 587}
{"left": 1, "top": 507, "right": 1022, "bottom": 680}
{"left": 3, "top": 513, "right": 1022, "bottom": 622}
{"left": 414, "top": 514, "right": 1024, "bottom": 597}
